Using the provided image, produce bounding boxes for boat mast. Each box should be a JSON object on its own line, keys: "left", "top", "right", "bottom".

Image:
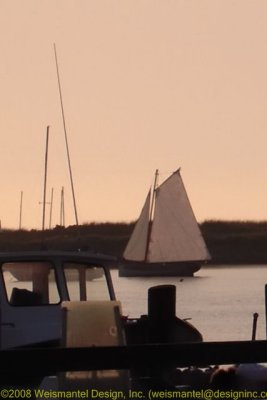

{"left": 19, "top": 190, "right": 23, "bottom": 230}
{"left": 42, "top": 126, "right": 50, "bottom": 231}
{"left": 54, "top": 44, "right": 79, "bottom": 226}
{"left": 60, "top": 186, "right": 65, "bottom": 227}
{"left": 49, "top": 187, "right": 54, "bottom": 229}
{"left": 144, "top": 169, "right": 159, "bottom": 262}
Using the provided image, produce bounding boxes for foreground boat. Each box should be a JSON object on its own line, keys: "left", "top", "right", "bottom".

{"left": 0, "top": 250, "right": 202, "bottom": 349}
{"left": 0, "top": 250, "right": 116, "bottom": 349}
{"left": 0, "top": 250, "right": 266, "bottom": 391}
{"left": 119, "top": 169, "right": 211, "bottom": 277}
{"left": 0, "top": 250, "right": 205, "bottom": 390}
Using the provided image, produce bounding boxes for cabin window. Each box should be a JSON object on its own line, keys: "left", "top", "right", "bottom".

{"left": 63, "top": 263, "right": 110, "bottom": 301}
{"left": 1, "top": 262, "right": 60, "bottom": 306}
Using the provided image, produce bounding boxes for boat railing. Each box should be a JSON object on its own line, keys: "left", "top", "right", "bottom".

{"left": 2, "top": 340, "right": 267, "bottom": 377}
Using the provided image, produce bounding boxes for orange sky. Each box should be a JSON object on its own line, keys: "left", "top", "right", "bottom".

{"left": 0, "top": 1, "right": 267, "bottom": 229}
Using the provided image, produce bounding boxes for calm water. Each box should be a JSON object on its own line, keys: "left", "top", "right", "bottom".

{"left": 111, "top": 265, "right": 267, "bottom": 342}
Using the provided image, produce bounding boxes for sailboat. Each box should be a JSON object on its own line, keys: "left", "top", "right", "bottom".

{"left": 119, "top": 169, "right": 211, "bottom": 277}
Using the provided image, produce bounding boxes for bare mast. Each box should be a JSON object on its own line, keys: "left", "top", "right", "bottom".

{"left": 49, "top": 187, "right": 54, "bottom": 229}
{"left": 42, "top": 126, "right": 50, "bottom": 231}
{"left": 60, "top": 186, "right": 65, "bottom": 227}
{"left": 54, "top": 44, "right": 79, "bottom": 226}
{"left": 19, "top": 190, "right": 23, "bottom": 230}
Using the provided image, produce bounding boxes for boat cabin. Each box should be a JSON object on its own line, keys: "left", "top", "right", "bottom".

{"left": 0, "top": 251, "right": 116, "bottom": 349}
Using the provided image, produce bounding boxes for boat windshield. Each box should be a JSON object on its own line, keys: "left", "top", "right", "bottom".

{"left": 2, "top": 262, "right": 60, "bottom": 305}
{"left": 63, "top": 263, "right": 110, "bottom": 301}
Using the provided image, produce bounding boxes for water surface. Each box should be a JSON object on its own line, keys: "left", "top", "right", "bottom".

{"left": 111, "top": 265, "right": 267, "bottom": 342}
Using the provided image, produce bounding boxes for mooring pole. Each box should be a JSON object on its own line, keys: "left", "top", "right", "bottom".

{"left": 265, "top": 284, "right": 267, "bottom": 339}
{"left": 252, "top": 312, "right": 259, "bottom": 341}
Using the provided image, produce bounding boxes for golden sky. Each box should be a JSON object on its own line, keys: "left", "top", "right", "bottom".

{"left": 0, "top": 0, "right": 267, "bottom": 229}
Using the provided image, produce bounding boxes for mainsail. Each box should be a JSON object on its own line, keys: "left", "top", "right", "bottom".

{"left": 123, "top": 169, "right": 210, "bottom": 263}
{"left": 123, "top": 191, "right": 151, "bottom": 261}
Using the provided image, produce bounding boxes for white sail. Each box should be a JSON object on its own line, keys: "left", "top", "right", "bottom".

{"left": 123, "top": 191, "right": 151, "bottom": 261}
{"left": 148, "top": 170, "right": 210, "bottom": 262}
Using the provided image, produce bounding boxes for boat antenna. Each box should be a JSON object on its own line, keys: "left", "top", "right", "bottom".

{"left": 54, "top": 43, "right": 79, "bottom": 226}
{"left": 144, "top": 169, "right": 159, "bottom": 262}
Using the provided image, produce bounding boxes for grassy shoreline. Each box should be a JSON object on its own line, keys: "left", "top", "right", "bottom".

{"left": 0, "top": 220, "right": 267, "bottom": 265}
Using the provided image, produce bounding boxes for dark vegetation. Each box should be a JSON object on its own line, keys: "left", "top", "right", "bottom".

{"left": 201, "top": 220, "right": 267, "bottom": 264}
{"left": 0, "top": 220, "right": 267, "bottom": 264}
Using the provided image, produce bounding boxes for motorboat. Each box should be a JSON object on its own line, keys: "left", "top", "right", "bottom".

{"left": 0, "top": 250, "right": 116, "bottom": 349}
{"left": 3, "top": 250, "right": 265, "bottom": 392}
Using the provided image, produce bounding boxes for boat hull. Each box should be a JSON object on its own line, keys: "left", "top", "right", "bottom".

{"left": 118, "top": 260, "right": 202, "bottom": 277}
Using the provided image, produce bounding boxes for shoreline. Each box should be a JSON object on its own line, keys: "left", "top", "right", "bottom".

{"left": 1, "top": 220, "right": 267, "bottom": 265}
